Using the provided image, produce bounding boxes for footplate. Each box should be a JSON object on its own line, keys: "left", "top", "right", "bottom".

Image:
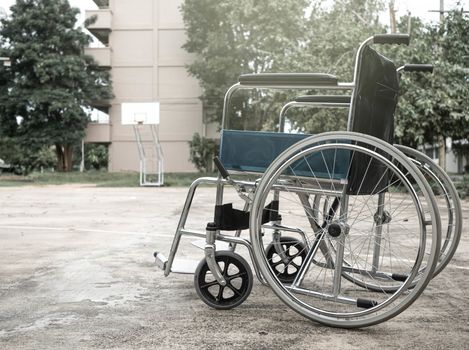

{"left": 154, "top": 251, "right": 199, "bottom": 274}
{"left": 154, "top": 251, "right": 168, "bottom": 271}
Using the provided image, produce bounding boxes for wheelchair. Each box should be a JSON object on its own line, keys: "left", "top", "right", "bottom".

{"left": 154, "top": 34, "right": 447, "bottom": 328}
{"left": 279, "top": 64, "right": 462, "bottom": 282}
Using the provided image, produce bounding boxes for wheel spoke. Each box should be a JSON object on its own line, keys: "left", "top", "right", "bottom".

{"left": 217, "top": 285, "right": 225, "bottom": 301}
{"left": 199, "top": 280, "right": 219, "bottom": 290}
{"left": 227, "top": 271, "right": 247, "bottom": 281}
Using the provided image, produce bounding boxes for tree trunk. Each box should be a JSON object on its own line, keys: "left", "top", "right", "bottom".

{"left": 464, "top": 151, "right": 469, "bottom": 173}
{"left": 438, "top": 135, "right": 446, "bottom": 170}
{"left": 55, "top": 143, "right": 65, "bottom": 172}
{"left": 55, "top": 144, "right": 74, "bottom": 172}
{"left": 64, "top": 144, "right": 73, "bottom": 172}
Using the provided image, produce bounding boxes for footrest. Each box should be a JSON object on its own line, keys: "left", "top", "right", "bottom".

{"left": 154, "top": 251, "right": 200, "bottom": 274}
{"left": 154, "top": 251, "right": 168, "bottom": 270}
{"left": 171, "top": 259, "right": 200, "bottom": 274}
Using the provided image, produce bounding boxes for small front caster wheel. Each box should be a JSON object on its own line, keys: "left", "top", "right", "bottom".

{"left": 266, "top": 236, "right": 307, "bottom": 283}
{"left": 194, "top": 251, "right": 253, "bottom": 310}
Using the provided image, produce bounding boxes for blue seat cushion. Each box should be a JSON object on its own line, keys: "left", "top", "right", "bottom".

{"left": 219, "top": 130, "right": 349, "bottom": 180}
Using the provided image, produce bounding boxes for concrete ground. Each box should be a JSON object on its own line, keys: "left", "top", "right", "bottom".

{"left": 0, "top": 185, "right": 468, "bottom": 350}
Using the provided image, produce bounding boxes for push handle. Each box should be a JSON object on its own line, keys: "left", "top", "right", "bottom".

{"left": 373, "top": 34, "right": 410, "bottom": 45}
{"left": 213, "top": 156, "right": 230, "bottom": 179}
{"left": 403, "top": 64, "right": 434, "bottom": 73}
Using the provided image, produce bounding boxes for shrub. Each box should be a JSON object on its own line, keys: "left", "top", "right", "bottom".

{"left": 188, "top": 133, "right": 218, "bottom": 173}
{"left": 85, "top": 144, "right": 108, "bottom": 171}
{"left": 0, "top": 137, "right": 55, "bottom": 175}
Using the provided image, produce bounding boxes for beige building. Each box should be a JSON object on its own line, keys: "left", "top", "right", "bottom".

{"left": 84, "top": 0, "right": 213, "bottom": 172}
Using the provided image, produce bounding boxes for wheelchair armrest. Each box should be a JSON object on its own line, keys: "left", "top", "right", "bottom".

{"left": 238, "top": 73, "right": 338, "bottom": 87}
{"left": 294, "top": 95, "right": 351, "bottom": 104}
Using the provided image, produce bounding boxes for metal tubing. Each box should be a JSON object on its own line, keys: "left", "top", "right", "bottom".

{"left": 372, "top": 192, "right": 386, "bottom": 274}
{"left": 332, "top": 190, "right": 349, "bottom": 297}
{"left": 332, "top": 233, "right": 346, "bottom": 297}
{"left": 205, "top": 228, "right": 227, "bottom": 286}
{"left": 286, "top": 285, "right": 357, "bottom": 306}
{"left": 347, "top": 36, "right": 374, "bottom": 131}
{"left": 298, "top": 193, "right": 335, "bottom": 267}
{"left": 279, "top": 101, "right": 351, "bottom": 132}
{"left": 221, "top": 83, "right": 242, "bottom": 130}
{"left": 164, "top": 177, "right": 220, "bottom": 276}
{"left": 262, "top": 223, "right": 310, "bottom": 249}
{"left": 273, "top": 184, "right": 343, "bottom": 197}
{"left": 222, "top": 82, "right": 354, "bottom": 131}
{"left": 291, "top": 232, "right": 324, "bottom": 288}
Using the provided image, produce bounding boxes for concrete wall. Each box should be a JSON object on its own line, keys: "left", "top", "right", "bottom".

{"left": 85, "top": 47, "right": 111, "bottom": 67}
{"left": 87, "top": 0, "right": 204, "bottom": 173}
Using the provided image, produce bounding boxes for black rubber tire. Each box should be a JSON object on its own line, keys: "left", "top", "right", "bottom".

{"left": 265, "top": 236, "right": 308, "bottom": 283}
{"left": 194, "top": 251, "right": 253, "bottom": 310}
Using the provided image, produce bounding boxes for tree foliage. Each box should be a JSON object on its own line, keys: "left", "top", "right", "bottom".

{"left": 182, "top": 0, "right": 310, "bottom": 131}
{"left": 182, "top": 0, "right": 468, "bottom": 171}
{"left": 0, "top": 136, "right": 55, "bottom": 174}
{"left": 285, "top": 0, "right": 386, "bottom": 133}
{"left": 182, "top": 0, "right": 387, "bottom": 133}
{"left": 0, "top": 0, "right": 113, "bottom": 172}
{"left": 394, "top": 10, "right": 469, "bottom": 150}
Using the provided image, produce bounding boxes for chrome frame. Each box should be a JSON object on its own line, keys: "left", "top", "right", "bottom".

{"left": 156, "top": 35, "right": 442, "bottom": 320}
{"left": 274, "top": 59, "right": 462, "bottom": 286}
{"left": 161, "top": 36, "right": 379, "bottom": 284}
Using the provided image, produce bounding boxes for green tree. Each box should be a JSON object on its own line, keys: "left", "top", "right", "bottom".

{"left": 181, "top": 0, "right": 310, "bottom": 131}
{"left": 0, "top": 0, "right": 112, "bottom": 172}
{"left": 0, "top": 136, "right": 55, "bottom": 174}
{"left": 181, "top": 0, "right": 386, "bottom": 134}
{"left": 284, "top": 0, "right": 386, "bottom": 133}
{"left": 394, "top": 10, "right": 469, "bottom": 169}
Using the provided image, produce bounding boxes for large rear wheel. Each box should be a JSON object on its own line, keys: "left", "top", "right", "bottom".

{"left": 396, "top": 145, "right": 462, "bottom": 278}
{"left": 250, "top": 132, "right": 441, "bottom": 328}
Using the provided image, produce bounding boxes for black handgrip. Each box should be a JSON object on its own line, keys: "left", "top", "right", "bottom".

{"left": 213, "top": 156, "right": 230, "bottom": 179}
{"left": 373, "top": 34, "right": 410, "bottom": 45}
{"left": 403, "top": 64, "right": 434, "bottom": 73}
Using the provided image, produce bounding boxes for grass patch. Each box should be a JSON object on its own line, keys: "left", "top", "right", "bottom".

{"left": 164, "top": 172, "right": 217, "bottom": 187}
{"left": 0, "top": 171, "right": 217, "bottom": 187}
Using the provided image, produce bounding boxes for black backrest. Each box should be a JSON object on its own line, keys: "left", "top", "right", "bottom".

{"left": 347, "top": 46, "right": 399, "bottom": 195}
{"left": 350, "top": 45, "right": 399, "bottom": 142}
